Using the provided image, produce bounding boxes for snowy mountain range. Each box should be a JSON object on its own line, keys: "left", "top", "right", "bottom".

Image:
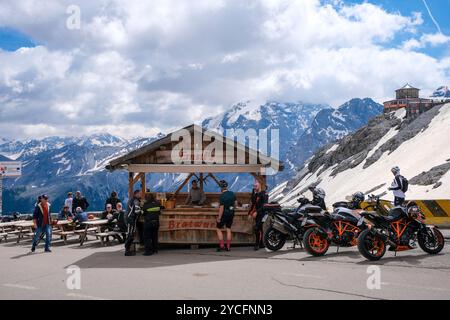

{"left": 272, "top": 103, "right": 450, "bottom": 207}
{"left": 1, "top": 98, "right": 382, "bottom": 213}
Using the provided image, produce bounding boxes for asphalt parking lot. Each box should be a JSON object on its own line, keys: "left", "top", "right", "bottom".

{"left": 0, "top": 232, "right": 449, "bottom": 300}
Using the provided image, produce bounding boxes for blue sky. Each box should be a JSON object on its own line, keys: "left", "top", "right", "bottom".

{"left": 0, "top": 0, "right": 449, "bottom": 139}
{"left": 0, "top": 27, "right": 36, "bottom": 51}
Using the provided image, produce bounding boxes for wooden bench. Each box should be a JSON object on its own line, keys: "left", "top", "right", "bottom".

{"left": 96, "top": 231, "right": 122, "bottom": 246}
{"left": 0, "top": 232, "right": 8, "bottom": 242}
{"left": 57, "top": 231, "right": 76, "bottom": 244}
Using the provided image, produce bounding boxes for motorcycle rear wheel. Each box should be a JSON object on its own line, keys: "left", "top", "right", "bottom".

{"left": 418, "top": 228, "right": 445, "bottom": 254}
{"left": 263, "top": 227, "right": 287, "bottom": 252}
{"left": 357, "top": 229, "right": 386, "bottom": 261}
{"left": 304, "top": 228, "right": 330, "bottom": 256}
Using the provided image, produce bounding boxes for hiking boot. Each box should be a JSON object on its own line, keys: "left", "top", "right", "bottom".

{"left": 124, "top": 251, "right": 136, "bottom": 256}
{"left": 31, "top": 246, "right": 35, "bottom": 253}
{"left": 143, "top": 251, "right": 154, "bottom": 256}
{"left": 45, "top": 248, "right": 52, "bottom": 253}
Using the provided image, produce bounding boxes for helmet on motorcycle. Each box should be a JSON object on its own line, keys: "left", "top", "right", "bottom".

{"left": 352, "top": 192, "right": 365, "bottom": 205}
{"left": 391, "top": 166, "right": 401, "bottom": 175}
{"left": 311, "top": 187, "right": 326, "bottom": 200}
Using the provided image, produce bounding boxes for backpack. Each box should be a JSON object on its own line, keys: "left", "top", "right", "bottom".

{"left": 400, "top": 176, "right": 409, "bottom": 193}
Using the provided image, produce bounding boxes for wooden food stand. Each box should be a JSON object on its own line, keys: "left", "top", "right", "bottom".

{"left": 106, "top": 124, "right": 282, "bottom": 245}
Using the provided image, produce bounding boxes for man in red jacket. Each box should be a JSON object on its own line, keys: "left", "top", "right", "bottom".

{"left": 31, "top": 194, "right": 53, "bottom": 253}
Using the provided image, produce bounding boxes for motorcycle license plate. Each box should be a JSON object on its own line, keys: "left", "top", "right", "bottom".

{"left": 262, "top": 214, "right": 268, "bottom": 223}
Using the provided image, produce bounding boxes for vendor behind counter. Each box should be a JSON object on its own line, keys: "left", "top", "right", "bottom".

{"left": 185, "top": 180, "right": 206, "bottom": 206}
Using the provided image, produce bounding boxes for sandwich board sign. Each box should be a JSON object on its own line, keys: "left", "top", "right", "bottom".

{"left": 0, "top": 161, "right": 22, "bottom": 215}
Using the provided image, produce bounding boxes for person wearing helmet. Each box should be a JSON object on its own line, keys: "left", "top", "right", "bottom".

{"left": 309, "top": 186, "right": 327, "bottom": 211}
{"left": 216, "top": 180, "right": 238, "bottom": 252}
{"left": 389, "top": 166, "right": 408, "bottom": 206}
{"left": 349, "top": 192, "right": 365, "bottom": 210}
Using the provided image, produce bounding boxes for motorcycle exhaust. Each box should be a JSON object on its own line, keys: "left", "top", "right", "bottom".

{"left": 272, "top": 220, "right": 290, "bottom": 235}
{"left": 372, "top": 229, "right": 396, "bottom": 247}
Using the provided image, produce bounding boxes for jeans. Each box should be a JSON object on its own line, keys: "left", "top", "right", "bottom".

{"left": 32, "top": 224, "right": 52, "bottom": 250}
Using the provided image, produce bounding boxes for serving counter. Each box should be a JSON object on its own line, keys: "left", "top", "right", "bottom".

{"left": 158, "top": 206, "right": 254, "bottom": 244}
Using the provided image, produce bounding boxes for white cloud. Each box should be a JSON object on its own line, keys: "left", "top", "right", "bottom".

{"left": 0, "top": 0, "right": 449, "bottom": 139}
{"left": 403, "top": 33, "right": 450, "bottom": 50}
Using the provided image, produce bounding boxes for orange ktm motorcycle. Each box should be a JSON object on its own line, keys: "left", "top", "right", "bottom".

{"left": 302, "top": 204, "right": 366, "bottom": 257}
{"left": 357, "top": 202, "right": 445, "bottom": 261}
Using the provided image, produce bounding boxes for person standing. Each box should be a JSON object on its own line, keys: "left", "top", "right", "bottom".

{"left": 31, "top": 194, "right": 52, "bottom": 253}
{"left": 389, "top": 166, "right": 409, "bottom": 206}
{"left": 72, "top": 191, "right": 89, "bottom": 214}
{"left": 64, "top": 192, "right": 73, "bottom": 213}
{"left": 216, "top": 180, "right": 238, "bottom": 252}
{"left": 124, "top": 190, "right": 143, "bottom": 256}
{"left": 185, "top": 180, "right": 206, "bottom": 205}
{"left": 248, "top": 180, "right": 268, "bottom": 251}
{"left": 142, "top": 193, "right": 162, "bottom": 256}
{"left": 105, "top": 191, "right": 121, "bottom": 210}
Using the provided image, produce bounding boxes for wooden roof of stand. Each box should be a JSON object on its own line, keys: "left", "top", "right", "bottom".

{"left": 106, "top": 124, "right": 283, "bottom": 174}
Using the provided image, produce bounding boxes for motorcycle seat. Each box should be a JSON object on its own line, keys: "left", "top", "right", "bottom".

{"left": 264, "top": 203, "right": 281, "bottom": 210}
{"left": 302, "top": 204, "right": 323, "bottom": 214}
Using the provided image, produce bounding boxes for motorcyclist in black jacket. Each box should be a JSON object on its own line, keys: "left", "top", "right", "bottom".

{"left": 124, "top": 190, "right": 143, "bottom": 256}
{"left": 142, "top": 193, "right": 162, "bottom": 256}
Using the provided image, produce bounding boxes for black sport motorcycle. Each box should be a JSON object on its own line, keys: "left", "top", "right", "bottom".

{"left": 262, "top": 196, "right": 323, "bottom": 251}
{"left": 357, "top": 201, "right": 445, "bottom": 261}
{"left": 302, "top": 202, "right": 366, "bottom": 256}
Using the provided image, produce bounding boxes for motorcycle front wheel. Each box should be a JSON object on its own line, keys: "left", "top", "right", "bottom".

{"left": 263, "top": 227, "right": 287, "bottom": 251}
{"left": 357, "top": 229, "right": 386, "bottom": 261}
{"left": 418, "top": 228, "right": 445, "bottom": 255}
{"left": 303, "top": 227, "right": 330, "bottom": 257}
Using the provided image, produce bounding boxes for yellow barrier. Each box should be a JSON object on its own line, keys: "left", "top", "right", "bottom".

{"left": 414, "top": 200, "right": 450, "bottom": 226}
{"left": 361, "top": 199, "right": 450, "bottom": 227}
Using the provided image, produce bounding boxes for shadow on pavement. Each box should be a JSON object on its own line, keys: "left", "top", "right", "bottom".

{"left": 296, "top": 249, "right": 362, "bottom": 262}
{"left": 356, "top": 252, "right": 444, "bottom": 266}
{"left": 68, "top": 246, "right": 300, "bottom": 269}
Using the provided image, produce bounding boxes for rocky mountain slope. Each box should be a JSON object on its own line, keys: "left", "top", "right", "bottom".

{"left": 272, "top": 103, "right": 450, "bottom": 207}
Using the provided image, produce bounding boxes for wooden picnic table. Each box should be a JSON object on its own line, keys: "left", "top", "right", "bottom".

{"left": 53, "top": 220, "right": 77, "bottom": 244}
{"left": 14, "top": 221, "right": 35, "bottom": 243}
{"left": 79, "top": 219, "right": 111, "bottom": 246}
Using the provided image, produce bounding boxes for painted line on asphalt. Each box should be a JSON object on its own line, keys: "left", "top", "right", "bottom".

{"left": 66, "top": 293, "right": 107, "bottom": 300}
{"left": 383, "top": 282, "right": 450, "bottom": 293}
{"left": 281, "top": 272, "right": 326, "bottom": 279}
{"left": 3, "top": 283, "right": 37, "bottom": 290}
